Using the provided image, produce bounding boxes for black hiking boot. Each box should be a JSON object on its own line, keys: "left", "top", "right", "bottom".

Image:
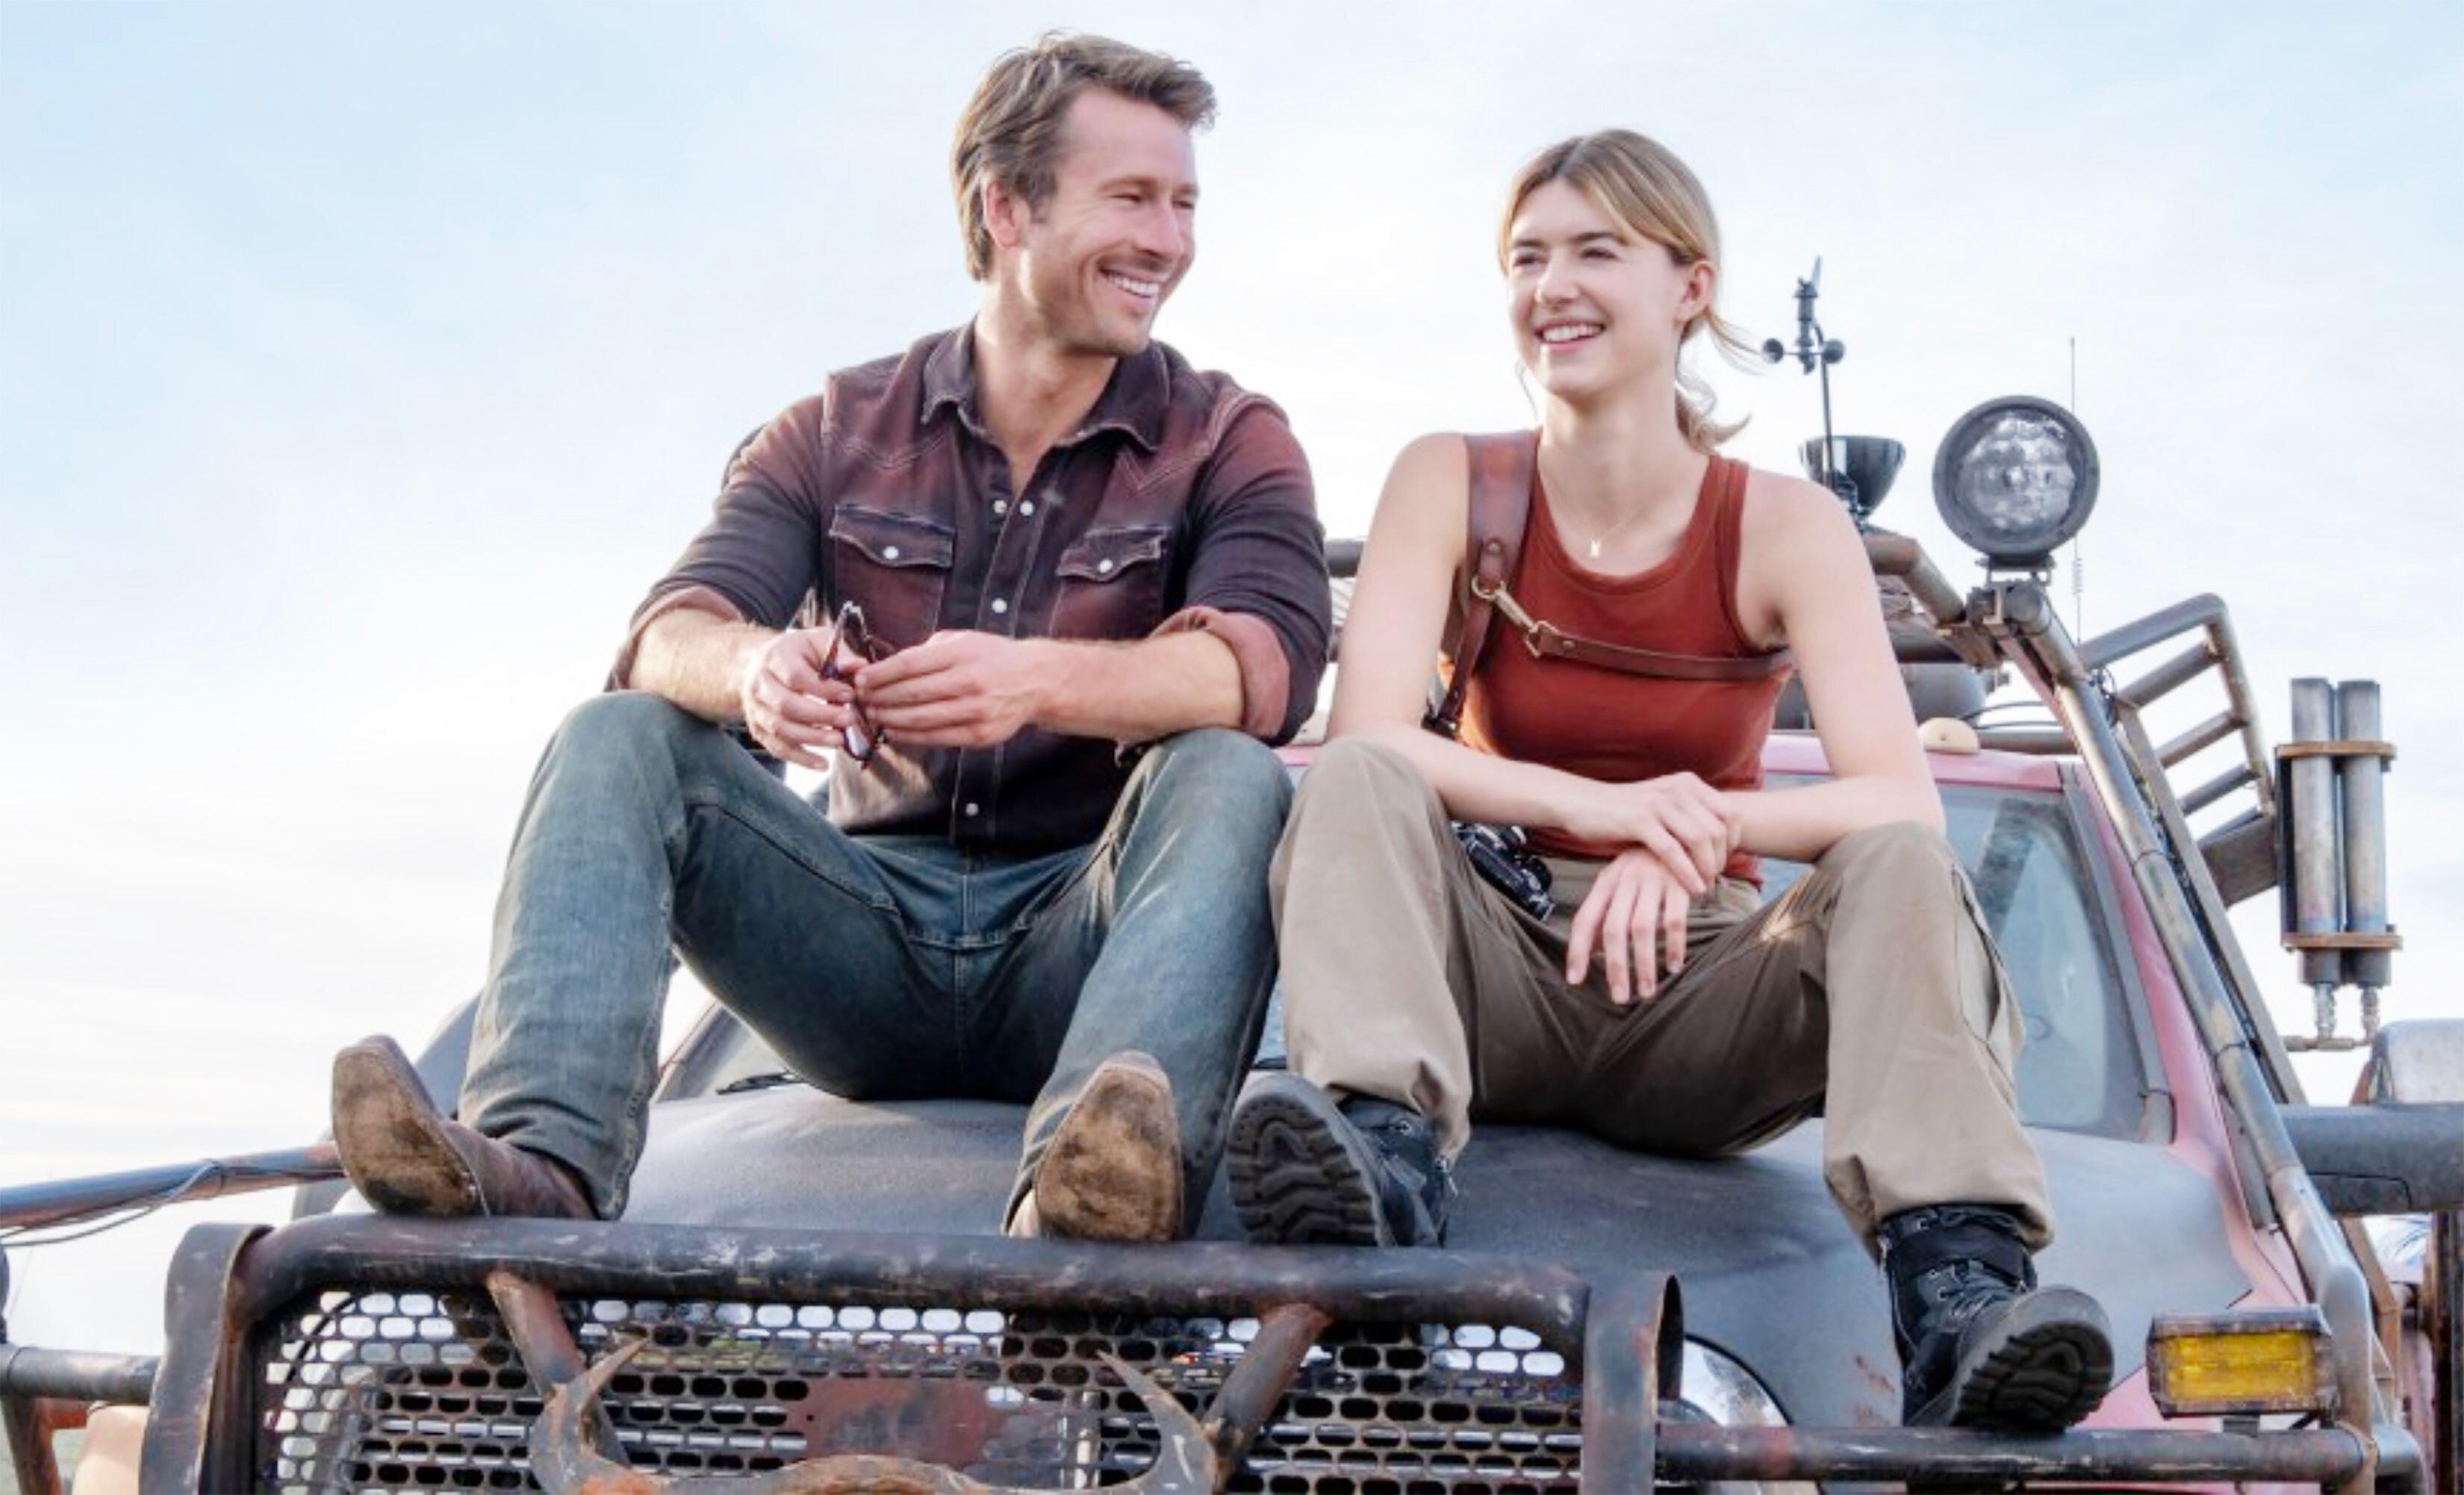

{"left": 1226, "top": 1072, "right": 1454, "bottom": 1247}
{"left": 1880, "top": 1204, "right": 2113, "bottom": 1431}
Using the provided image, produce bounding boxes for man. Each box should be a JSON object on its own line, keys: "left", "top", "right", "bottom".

{"left": 329, "top": 33, "right": 1330, "bottom": 1243}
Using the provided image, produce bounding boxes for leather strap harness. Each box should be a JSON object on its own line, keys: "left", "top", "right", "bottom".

{"left": 1425, "top": 431, "right": 1793, "bottom": 739}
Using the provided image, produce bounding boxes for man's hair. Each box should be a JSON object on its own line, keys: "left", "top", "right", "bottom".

{"left": 951, "top": 33, "right": 1216, "bottom": 281}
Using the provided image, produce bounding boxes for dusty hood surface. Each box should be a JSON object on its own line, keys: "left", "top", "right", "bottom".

{"left": 622, "top": 1087, "right": 2253, "bottom": 1431}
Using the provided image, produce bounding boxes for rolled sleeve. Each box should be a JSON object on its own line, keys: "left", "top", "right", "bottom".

{"left": 1150, "top": 605, "right": 1291, "bottom": 739}
{"left": 1174, "top": 400, "right": 1333, "bottom": 743}
{"left": 604, "top": 400, "right": 832, "bottom": 689}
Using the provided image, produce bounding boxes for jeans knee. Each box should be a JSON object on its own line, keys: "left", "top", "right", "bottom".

{"left": 556, "top": 690, "right": 699, "bottom": 750}
{"left": 541, "top": 693, "right": 733, "bottom": 800}
{"left": 1140, "top": 729, "right": 1292, "bottom": 821}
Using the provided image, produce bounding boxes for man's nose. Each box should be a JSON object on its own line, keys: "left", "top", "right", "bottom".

{"left": 1133, "top": 201, "right": 1189, "bottom": 266}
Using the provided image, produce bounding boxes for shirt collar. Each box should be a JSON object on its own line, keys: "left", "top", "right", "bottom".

{"left": 922, "top": 323, "right": 1169, "bottom": 455}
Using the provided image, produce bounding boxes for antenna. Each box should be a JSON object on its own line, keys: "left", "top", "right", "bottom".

{"left": 1761, "top": 258, "right": 1851, "bottom": 503}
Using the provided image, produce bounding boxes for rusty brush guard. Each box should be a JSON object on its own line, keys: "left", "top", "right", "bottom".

{"left": 119, "top": 1216, "right": 2409, "bottom": 1492}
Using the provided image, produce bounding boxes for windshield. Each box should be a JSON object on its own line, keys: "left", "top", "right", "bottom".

{"left": 1760, "top": 783, "right": 2145, "bottom": 1139}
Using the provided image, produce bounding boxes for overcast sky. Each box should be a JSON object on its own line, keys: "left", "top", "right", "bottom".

{"left": 4, "top": 2, "right": 2460, "bottom": 1353}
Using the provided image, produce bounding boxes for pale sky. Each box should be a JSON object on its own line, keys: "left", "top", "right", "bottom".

{"left": 4, "top": 2, "right": 2461, "bottom": 1354}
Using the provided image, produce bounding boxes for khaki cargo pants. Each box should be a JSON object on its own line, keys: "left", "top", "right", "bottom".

{"left": 1271, "top": 738, "right": 2054, "bottom": 1252}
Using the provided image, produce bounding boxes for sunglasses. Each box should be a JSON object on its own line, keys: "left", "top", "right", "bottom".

{"left": 820, "top": 600, "right": 894, "bottom": 766}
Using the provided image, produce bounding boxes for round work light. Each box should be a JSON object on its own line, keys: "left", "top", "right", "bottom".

{"left": 1931, "top": 397, "right": 2100, "bottom": 569}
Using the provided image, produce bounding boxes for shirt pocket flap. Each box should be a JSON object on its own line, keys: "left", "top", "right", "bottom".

{"left": 1058, "top": 525, "right": 1172, "bottom": 582}
{"left": 829, "top": 505, "right": 956, "bottom": 569}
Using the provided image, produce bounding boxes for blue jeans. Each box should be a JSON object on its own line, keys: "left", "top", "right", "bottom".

{"left": 458, "top": 693, "right": 1290, "bottom": 1227}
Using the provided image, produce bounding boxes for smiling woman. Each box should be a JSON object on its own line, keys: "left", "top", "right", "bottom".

{"left": 1499, "top": 130, "right": 1755, "bottom": 459}
{"left": 1231, "top": 125, "right": 2118, "bottom": 1433}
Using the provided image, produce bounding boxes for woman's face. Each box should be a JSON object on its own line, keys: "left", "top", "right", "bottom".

{"left": 1504, "top": 178, "right": 1709, "bottom": 406}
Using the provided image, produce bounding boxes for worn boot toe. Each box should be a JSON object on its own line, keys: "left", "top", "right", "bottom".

{"left": 331, "top": 1035, "right": 592, "bottom": 1220}
{"left": 1025, "top": 1051, "right": 1183, "bottom": 1243}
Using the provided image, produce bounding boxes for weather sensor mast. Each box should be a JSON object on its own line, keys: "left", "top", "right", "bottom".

{"left": 1764, "top": 259, "right": 1904, "bottom": 530}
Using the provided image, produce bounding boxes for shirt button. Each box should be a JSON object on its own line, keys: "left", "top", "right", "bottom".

{"left": 992, "top": 500, "right": 1007, "bottom": 515}
{"left": 990, "top": 598, "right": 1009, "bottom": 615}
{"left": 1018, "top": 500, "right": 1035, "bottom": 516}
{"left": 882, "top": 545, "right": 900, "bottom": 561}
{"left": 964, "top": 802, "right": 981, "bottom": 817}
{"left": 1096, "top": 558, "right": 1116, "bottom": 575}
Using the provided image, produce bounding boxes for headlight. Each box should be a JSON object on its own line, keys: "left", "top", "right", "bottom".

{"left": 1931, "top": 396, "right": 2100, "bottom": 568}
{"left": 1670, "top": 1340, "right": 1817, "bottom": 1495}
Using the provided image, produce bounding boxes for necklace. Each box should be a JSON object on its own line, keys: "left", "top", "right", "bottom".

{"left": 1572, "top": 503, "right": 1652, "bottom": 562}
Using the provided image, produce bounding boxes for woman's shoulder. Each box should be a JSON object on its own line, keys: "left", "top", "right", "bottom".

{"left": 1393, "top": 431, "right": 1473, "bottom": 479}
{"left": 1384, "top": 431, "right": 1477, "bottom": 512}
{"left": 1364, "top": 432, "right": 1477, "bottom": 561}
{"left": 1735, "top": 459, "right": 1859, "bottom": 554}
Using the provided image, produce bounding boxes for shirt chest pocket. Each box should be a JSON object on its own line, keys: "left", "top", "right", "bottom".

{"left": 1051, "top": 524, "right": 1174, "bottom": 639}
{"left": 828, "top": 505, "right": 955, "bottom": 650}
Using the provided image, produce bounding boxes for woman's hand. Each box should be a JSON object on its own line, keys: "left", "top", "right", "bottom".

{"left": 1562, "top": 774, "right": 1740, "bottom": 895}
{"left": 1565, "top": 848, "right": 1694, "bottom": 1005}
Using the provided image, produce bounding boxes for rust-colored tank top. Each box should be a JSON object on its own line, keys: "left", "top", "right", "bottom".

{"left": 1460, "top": 451, "right": 1792, "bottom": 880}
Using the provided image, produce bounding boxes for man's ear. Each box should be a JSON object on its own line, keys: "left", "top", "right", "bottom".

{"left": 983, "top": 175, "right": 1032, "bottom": 255}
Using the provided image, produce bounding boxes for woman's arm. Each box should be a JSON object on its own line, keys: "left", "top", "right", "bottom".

{"left": 1726, "top": 476, "right": 1945, "bottom": 861}
{"left": 1329, "top": 436, "right": 1735, "bottom": 892}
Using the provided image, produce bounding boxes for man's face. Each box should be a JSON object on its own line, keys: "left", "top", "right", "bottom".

{"left": 995, "top": 90, "right": 1198, "bottom": 358}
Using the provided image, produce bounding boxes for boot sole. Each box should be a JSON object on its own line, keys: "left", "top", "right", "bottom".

{"left": 1033, "top": 1054, "right": 1183, "bottom": 1243}
{"left": 1226, "top": 1074, "right": 1393, "bottom": 1247}
{"left": 332, "top": 1038, "right": 485, "bottom": 1217}
{"left": 1922, "top": 1288, "right": 2114, "bottom": 1432}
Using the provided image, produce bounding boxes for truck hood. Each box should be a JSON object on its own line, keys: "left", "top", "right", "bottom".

{"left": 621, "top": 1088, "right": 2253, "bottom": 1430}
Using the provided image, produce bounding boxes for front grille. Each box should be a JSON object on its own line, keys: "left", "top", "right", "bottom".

{"left": 257, "top": 1285, "right": 1583, "bottom": 1493}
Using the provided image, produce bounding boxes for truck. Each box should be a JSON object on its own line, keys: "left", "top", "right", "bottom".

{"left": 5, "top": 282, "right": 2458, "bottom": 1493}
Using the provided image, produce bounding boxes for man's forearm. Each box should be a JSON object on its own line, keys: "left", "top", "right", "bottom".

{"left": 1027, "top": 631, "right": 1245, "bottom": 742}
{"left": 629, "top": 606, "right": 776, "bottom": 723}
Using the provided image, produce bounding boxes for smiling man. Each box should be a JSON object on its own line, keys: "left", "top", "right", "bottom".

{"left": 327, "top": 34, "right": 1330, "bottom": 1242}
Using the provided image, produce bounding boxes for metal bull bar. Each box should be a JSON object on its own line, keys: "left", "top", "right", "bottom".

{"left": 87, "top": 1215, "right": 2418, "bottom": 1491}
{"left": 1965, "top": 579, "right": 2402, "bottom": 1494}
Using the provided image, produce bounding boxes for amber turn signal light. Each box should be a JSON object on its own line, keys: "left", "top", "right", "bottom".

{"left": 2147, "top": 1308, "right": 2337, "bottom": 1418}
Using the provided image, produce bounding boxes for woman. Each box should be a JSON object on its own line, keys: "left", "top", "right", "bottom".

{"left": 1226, "top": 130, "right": 2110, "bottom": 1432}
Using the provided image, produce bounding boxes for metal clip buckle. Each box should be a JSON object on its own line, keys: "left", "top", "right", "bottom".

{"left": 1471, "top": 576, "right": 1541, "bottom": 635}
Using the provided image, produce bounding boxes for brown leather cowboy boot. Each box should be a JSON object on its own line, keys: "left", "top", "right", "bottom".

{"left": 1007, "top": 1051, "right": 1183, "bottom": 1243}
{"left": 331, "top": 1035, "right": 594, "bottom": 1219}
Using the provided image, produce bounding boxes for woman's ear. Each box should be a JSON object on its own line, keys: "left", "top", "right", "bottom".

{"left": 1676, "top": 258, "right": 1717, "bottom": 331}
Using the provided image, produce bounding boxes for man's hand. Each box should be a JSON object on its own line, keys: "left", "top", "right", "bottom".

{"left": 1562, "top": 773, "right": 1741, "bottom": 895}
{"left": 738, "top": 625, "right": 867, "bottom": 771}
{"left": 856, "top": 631, "right": 1054, "bottom": 750}
{"left": 1565, "top": 848, "right": 1694, "bottom": 1006}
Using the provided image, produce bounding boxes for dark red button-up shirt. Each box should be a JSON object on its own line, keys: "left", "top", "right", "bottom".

{"left": 615, "top": 326, "right": 1331, "bottom": 851}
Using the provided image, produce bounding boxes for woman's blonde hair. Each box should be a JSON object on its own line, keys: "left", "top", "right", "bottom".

{"left": 1500, "top": 130, "right": 1752, "bottom": 452}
